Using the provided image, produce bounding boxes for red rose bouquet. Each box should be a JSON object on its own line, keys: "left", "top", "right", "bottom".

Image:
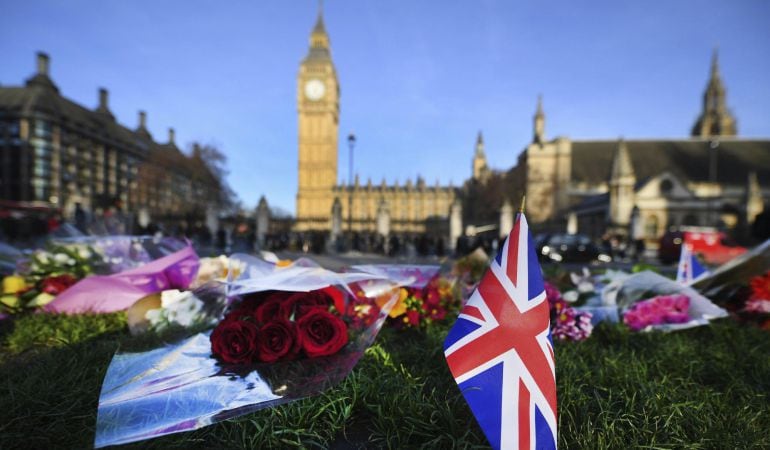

{"left": 210, "top": 288, "right": 349, "bottom": 365}
{"left": 95, "top": 254, "right": 400, "bottom": 448}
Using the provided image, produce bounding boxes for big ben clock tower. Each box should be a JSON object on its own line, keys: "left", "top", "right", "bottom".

{"left": 295, "top": 8, "right": 339, "bottom": 231}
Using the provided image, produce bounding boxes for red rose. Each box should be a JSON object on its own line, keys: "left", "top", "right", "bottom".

{"left": 296, "top": 309, "right": 348, "bottom": 357}
{"left": 40, "top": 274, "right": 77, "bottom": 295}
{"left": 280, "top": 291, "right": 332, "bottom": 320}
{"left": 210, "top": 319, "right": 259, "bottom": 364}
{"left": 257, "top": 319, "right": 301, "bottom": 363}
{"left": 254, "top": 295, "right": 285, "bottom": 324}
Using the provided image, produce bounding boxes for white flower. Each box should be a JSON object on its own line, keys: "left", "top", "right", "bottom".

{"left": 145, "top": 308, "right": 166, "bottom": 327}
{"left": 160, "top": 289, "right": 187, "bottom": 308}
{"left": 570, "top": 267, "right": 595, "bottom": 294}
{"left": 563, "top": 290, "right": 579, "bottom": 302}
{"left": 54, "top": 253, "right": 70, "bottom": 264}
{"left": 159, "top": 289, "right": 205, "bottom": 328}
{"left": 36, "top": 251, "right": 51, "bottom": 265}
{"left": 78, "top": 248, "right": 92, "bottom": 259}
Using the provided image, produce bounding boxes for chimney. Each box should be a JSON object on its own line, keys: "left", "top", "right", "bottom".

{"left": 98, "top": 88, "right": 109, "bottom": 110}
{"left": 36, "top": 52, "right": 50, "bottom": 76}
{"left": 138, "top": 110, "right": 147, "bottom": 129}
{"left": 168, "top": 127, "right": 175, "bottom": 144}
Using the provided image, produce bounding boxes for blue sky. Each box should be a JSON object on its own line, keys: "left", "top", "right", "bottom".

{"left": 2, "top": 1, "right": 769, "bottom": 214}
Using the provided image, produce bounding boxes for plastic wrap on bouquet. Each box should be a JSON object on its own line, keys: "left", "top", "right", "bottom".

{"left": 610, "top": 271, "right": 728, "bottom": 331}
{"left": 691, "top": 238, "right": 770, "bottom": 300}
{"left": 94, "top": 255, "right": 399, "bottom": 447}
{"left": 226, "top": 254, "right": 391, "bottom": 297}
{"left": 349, "top": 264, "right": 441, "bottom": 289}
{"left": 43, "top": 244, "right": 199, "bottom": 314}
{"left": 48, "top": 235, "right": 190, "bottom": 274}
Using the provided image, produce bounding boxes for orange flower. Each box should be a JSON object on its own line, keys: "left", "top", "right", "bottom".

{"left": 374, "top": 287, "right": 408, "bottom": 318}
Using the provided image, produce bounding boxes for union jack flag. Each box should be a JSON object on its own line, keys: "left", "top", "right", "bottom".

{"left": 676, "top": 243, "right": 709, "bottom": 285}
{"left": 444, "top": 213, "right": 557, "bottom": 450}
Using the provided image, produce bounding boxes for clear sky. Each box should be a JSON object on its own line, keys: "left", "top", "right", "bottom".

{"left": 2, "top": 1, "right": 769, "bottom": 214}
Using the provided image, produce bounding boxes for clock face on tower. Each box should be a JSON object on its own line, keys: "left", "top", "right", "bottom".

{"left": 304, "top": 79, "right": 326, "bottom": 101}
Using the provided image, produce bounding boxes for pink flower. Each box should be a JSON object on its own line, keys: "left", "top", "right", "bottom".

{"left": 552, "top": 306, "right": 593, "bottom": 341}
{"left": 623, "top": 294, "right": 691, "bottom": 330}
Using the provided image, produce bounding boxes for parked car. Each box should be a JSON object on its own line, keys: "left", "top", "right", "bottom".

{"left": 658, "top": 227, "right": 746, "bottom": 265}
{"left": 538, "top": 233, "right": 603, "bottom": 263}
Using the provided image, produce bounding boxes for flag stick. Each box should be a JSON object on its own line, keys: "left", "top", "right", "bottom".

{"left": 519, "top": 195, "right": 526, "bottom": 214}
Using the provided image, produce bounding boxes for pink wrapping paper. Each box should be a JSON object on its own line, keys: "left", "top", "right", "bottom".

{"left": 43, "top": 246, "right": 200, "bottom": 314}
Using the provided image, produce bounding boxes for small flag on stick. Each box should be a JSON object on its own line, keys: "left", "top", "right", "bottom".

{"left": 676, "top": 243, "right": 709, "bottom": 285}
{"left": 444, "top": 211, "right": 557, "bottom": 450}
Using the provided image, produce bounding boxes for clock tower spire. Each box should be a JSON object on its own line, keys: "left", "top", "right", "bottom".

{"left": 296, "top": 5, "right": 340, "bottom": 231}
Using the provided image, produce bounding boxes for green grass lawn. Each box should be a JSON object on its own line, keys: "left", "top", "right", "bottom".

{"left": 1, "top": 313, "right": 768, "bottom": 449}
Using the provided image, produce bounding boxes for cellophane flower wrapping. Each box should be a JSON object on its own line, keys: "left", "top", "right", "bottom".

{"left": 1, "top": 236, "right": 194, "bottom": 314}
{"left": 94, "top": 254, "right": 398, "bottom": 448}
{"left": 45, "top": 235, "right": 190, "bottom": 275}
{"left": 612, "top": 271, "right": 727, "bottom": 331}
{"left": 348, "top": 264, "right": 460, "bottom": 329}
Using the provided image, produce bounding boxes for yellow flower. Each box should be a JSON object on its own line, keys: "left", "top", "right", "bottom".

{"left": 276, "top": 259, "right": 292, "bottom": 268}
{"left": 2, "top": 275, "right": 27, "bottom": 295}
{"left": 385, "top": 288, "right": 408, "bottom": 318}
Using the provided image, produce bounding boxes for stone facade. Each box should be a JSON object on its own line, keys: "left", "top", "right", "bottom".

{"left": 520, "top": 52, "right": 769, "bottom": 245}
{"left": 0, "top": 52, "right": 222, "bottom": 226}
{"left": 294, "top": 11, "right": 457, "bottom": 236}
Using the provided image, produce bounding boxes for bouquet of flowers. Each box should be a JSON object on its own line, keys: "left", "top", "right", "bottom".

{"left": 544, "top": 282, "right": 593, "bottom": 341}
{"left": 211, "top": 288, "right": 349, "bottom": 364}
{"left": 737, "top": 271, "right": 770, "bottom": 329}
{"left": 380, "top": 278, "right": 457, "bottom": 329}
{"left": 610, "top": 271, "right": 727, "bottom": 332}
{"left": 348, "top": 264, "right": 459, "bottom": 329}
{"left": 0, "top": 242, "right": 101, "bottom": 313}
{"left": 94, "top": 254, "right": 398, "bottom": 447}
{"left": 622, "top": 294, "right": 691, "bottom": 331}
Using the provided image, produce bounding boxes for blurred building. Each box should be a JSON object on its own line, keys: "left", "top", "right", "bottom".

{"left": 0, "top": 52, "right": 222, "bottom": 229}
{"left": 520, "top": 50, "right": 769, "bottom": 246}
{"left": 294, "top": 10, "right": 457, "bottom": 238}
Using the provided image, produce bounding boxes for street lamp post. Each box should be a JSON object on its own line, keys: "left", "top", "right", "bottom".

{"left": 709, "top": 140, "right": 719, "bottom": 226}
{"left": 347, "top": 133, "right": 356, "bottom": 240}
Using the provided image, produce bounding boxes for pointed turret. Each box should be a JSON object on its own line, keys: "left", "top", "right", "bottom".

{"left": 474, "top": 131, "right": 485, "bottom": 157}
{"left": 533, "top": 95, "right": 545, "bottom": 144}
{"left": 692, "top": 49, "right": 737, "bottom": 137}
{"left": 472, "top": 131, "right": 490, "bottom": 182}
{"left": 610, "top": 139, "right": 634, "bottom": 180}
{"left": 609, "top": 139, "right": 636, "bottom": 227}
{"left": 305, "top": 2, "right": 331, "bottom": 61}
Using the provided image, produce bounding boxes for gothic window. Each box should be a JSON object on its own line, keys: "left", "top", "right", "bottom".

{"left": 660, "top": 179, "right": 673, "bottom": 195}
{"left": 645, "top": 215, "right": 660, "bottom": 238}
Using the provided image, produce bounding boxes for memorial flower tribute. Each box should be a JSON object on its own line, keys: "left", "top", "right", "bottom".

{"left": 93, "top": 254, "right": 399, "bottom": 447}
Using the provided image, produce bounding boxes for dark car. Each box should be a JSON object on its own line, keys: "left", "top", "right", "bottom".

{"left": 538, "top": 233, "right": 602, "bottom": 263}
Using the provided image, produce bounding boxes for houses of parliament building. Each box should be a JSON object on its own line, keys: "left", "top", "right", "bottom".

{"left": 293, "top": 11, "right": 460, "bottom": 238}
